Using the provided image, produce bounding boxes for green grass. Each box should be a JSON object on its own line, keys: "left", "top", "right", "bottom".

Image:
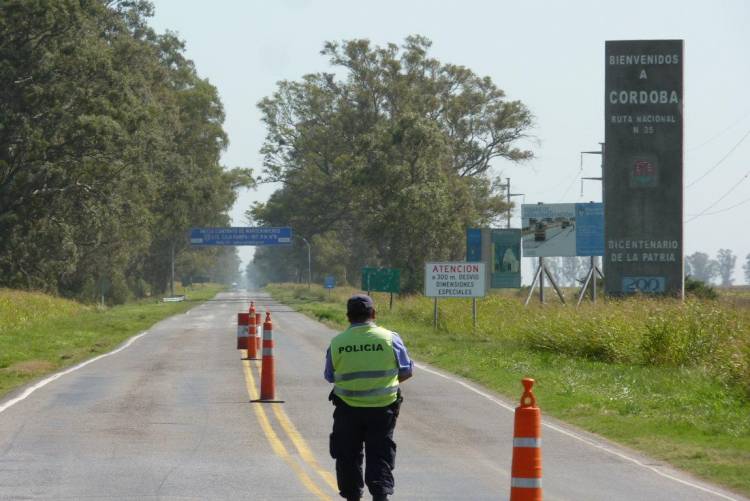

{"left": 0, "top": 284, "right": 223, "bottom": 397}
{"left": 267, "top": 282, "right": 750, "bottom": 496}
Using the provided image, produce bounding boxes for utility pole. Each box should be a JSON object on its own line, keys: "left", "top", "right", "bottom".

{"left": 579, "top": 143, "right": 604, "bottom": 197}
{"left": 577, "top": 142, "right": 605, "bottom": 304}
{"left": 170, "top": 240, "right": 175, "bottom": 297}
{"left": 297, "top": 235, "right": 312, "bottom": 288}
{"left": 505, "top": 178, "right": 525, "bottom": 229}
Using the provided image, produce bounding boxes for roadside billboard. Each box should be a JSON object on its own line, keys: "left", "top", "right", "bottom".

{"left": 521, "top": 203, "right": 603, "bottom": 257}
{"left": 466, "top": 228, "right": 521, "bottom": 288}
{"left": 424, "top": 262, "right": 486, "bottom": 298}
{"left": 491, "top": 229, "right": 521, "bottom": 288}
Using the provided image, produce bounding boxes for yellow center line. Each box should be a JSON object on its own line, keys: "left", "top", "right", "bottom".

{"left": 241, "top": 352, "right": 333, "bottom": 501}
{"left": 271, "top": 403, "right": 339, "bottom": 491}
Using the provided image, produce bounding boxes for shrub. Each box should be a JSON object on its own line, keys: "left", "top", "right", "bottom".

{"left": 685, "top": 276, "right": 718, "bottom": 300}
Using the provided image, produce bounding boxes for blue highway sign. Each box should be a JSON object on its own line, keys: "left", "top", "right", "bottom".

{"left": 189, "top": 227, "right": 292, "bottom": 246}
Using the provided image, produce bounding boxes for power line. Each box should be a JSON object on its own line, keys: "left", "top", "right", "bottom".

{"left": 685, "top": 126, "right": 750, "bottom": 188}
{"left": 687, "top": 109, "right": 750, "bottom": 152}
{"left": 686, "top": 193, "right": 750, "bottom": 217}
{"left": 558, "top": 169, "right": 580, "bottom": 201}
{"left": 685, "top": 167, "right": 750, "bottom": 223}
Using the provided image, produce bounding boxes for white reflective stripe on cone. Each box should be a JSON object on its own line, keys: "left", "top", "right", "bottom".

{"left": 263, "top": 331, "right": 272, "bottom": 340}
{"left": 262, "top": 348, "right": 273, "bottom": 356}
{"left": 513, "top": 437, "right": 541, "bottom": 448}
{"left": 511, "top": 478, "right": 542, "bottom": 489}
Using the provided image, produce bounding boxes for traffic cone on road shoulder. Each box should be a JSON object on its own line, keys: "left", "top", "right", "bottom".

{"left": 510, "top": 378, "right": 542, "bottom": 501}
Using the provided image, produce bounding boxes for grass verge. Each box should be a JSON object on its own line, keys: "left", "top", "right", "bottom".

{"left": 267, "top": 283, "right": 750, "bottom": 497}
{"left": 0, "top": 284, "right": 223, "bottom": 398}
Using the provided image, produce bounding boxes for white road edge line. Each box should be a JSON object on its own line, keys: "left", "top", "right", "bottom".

{"left": 414, "top": 362, "right": 739, "bottom": 501}
{"left": 0, "top": 331, "right": 150, "bottom": 415}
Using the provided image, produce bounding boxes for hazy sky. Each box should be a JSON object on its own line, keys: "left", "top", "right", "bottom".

{"left": 149, "top": 0, "right": 750, "bottom": 284}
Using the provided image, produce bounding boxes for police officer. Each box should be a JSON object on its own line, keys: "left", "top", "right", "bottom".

{"left": 324, "top": 294, "right": 413, "bottom": 501}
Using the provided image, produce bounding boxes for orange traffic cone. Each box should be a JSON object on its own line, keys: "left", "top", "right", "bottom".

{"left": 510, "top": 378, "right": 542, "bottom": 501}
{"left": 245, "top": 307, "right": 260, "bottom": 360}
{"left": 236, "top": 313, "right": 249, "bottom": 350}
{"left": 259, "top": 311, "right": 277, "bottom": 401}
{"left": 255, "top": 312, "right": 262, "bottom": 352}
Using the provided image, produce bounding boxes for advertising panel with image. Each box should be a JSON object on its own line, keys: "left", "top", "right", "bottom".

{"left": 521, "top": 203, "right": 603, "bottom": 257}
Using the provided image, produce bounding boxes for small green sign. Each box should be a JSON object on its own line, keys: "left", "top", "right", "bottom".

{"left": 361, "top": 267, "right": 400, "bottom": 293}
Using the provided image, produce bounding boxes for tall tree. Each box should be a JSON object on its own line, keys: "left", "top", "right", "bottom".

{"left": 251, "top": 36, "right": 533, "bottom": 290}
{"left": 744, "top": 253, "right": 750, "bottom": 284}
{"left": 0, "top": 0, "right": 253, "bottom": 301}
{"left": 715, "top": 248, "right": 736, "bottom": 286}
{"left": 685, "top": 252, "right": 719, "bottom": 284}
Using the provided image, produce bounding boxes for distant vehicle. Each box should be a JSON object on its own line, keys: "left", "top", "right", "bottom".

{"left": 561, "top": 220, "right": 571, "bottom": 229}
{"left": 543, "top": 217, "right": 553, "bottom": 223}
{"left": 528, "top": 218, "right": 538, "bottom": 226}
{"left": 534, "top": 223, "right": 546, "bottom": 241}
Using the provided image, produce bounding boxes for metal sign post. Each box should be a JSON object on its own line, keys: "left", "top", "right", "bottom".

{"left": 433, "top": 298, "right": 438, "bottom": 328}
{"left": 472, "top": 298, "right": 477, "bottom": 329}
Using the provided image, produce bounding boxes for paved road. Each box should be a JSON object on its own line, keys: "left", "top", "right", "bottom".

{"left": 0, "top": 291, "right": 745, "bottom": 500}
{"left": 522, "top": 225, "right": 576, "bottom": 256}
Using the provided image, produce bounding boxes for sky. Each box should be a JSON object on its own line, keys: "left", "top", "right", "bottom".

{"left": 148, "top": 0, "right": 750, "bottom": 285}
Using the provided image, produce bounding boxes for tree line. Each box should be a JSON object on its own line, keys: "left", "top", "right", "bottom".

{"left": 686, "top": 249, "right": 750, "bottom": 286}
{"left": 248, "top": 36, "right": 534, "bottom": 291}
{"left": 0, "top": 1, "right": 251, "bottom": 303}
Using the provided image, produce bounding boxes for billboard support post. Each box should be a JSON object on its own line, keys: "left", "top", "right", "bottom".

{"left": 576, "top": 257, "right": 606, "bottom": 306}
{"left": 592, "top": 256, "right": 597, "bottom": 302}
{"left": 524, "top": 257, "right": 566, "bottom": 306}
{"left": 524, "top": 265, "right": 543, "bottom": 306}
{"left": 539, "top": 257, "right": 545, "bottom": 304}
{"left": 544, "top": 264, "right": 566, "bottom": 304}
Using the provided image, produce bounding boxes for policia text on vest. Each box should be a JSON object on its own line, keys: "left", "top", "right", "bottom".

{"left": 337, "top": 343, "right": 385, "bottom": 353}
{"left": 324, "top": 294, "right": 413, "bottom": 501}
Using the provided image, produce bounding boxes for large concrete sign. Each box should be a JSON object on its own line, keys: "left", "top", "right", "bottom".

{"left": 604, "top": 40, "right": 684, "bottom": 296}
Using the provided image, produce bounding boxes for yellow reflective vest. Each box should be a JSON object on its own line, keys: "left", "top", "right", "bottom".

{"left": 330, "top": 324, "right": 400, "bottom": 407}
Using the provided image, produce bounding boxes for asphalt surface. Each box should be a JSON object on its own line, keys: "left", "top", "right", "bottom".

{"left": 0, "top": 291, "right": 746, "bottom": 500}
{"left": 522, "top": 226, "right": 575, "bottom": 255}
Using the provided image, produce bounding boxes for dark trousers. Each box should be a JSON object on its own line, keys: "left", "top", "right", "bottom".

{"left": 329, "top": 394, "right": 401, "bottom": 500}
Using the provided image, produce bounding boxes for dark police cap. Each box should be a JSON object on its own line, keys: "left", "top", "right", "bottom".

{"left": 347, "top": 294, "right": 375, "bottom": 315}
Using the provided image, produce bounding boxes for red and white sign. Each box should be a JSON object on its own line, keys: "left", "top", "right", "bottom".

{"left": 424, "top": 262, "right": 486, "bottom": 298}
